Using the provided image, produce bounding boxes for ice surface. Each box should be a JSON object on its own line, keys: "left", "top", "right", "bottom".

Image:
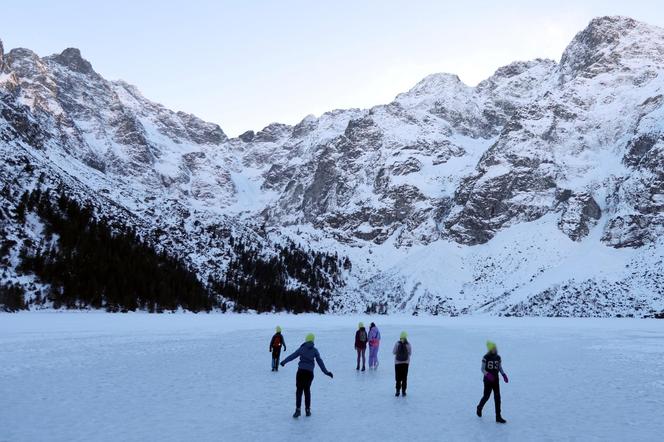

{"left": 1, "top": 314, "right": 662, "bottom": 441}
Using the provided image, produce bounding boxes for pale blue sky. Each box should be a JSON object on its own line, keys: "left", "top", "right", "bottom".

{"left": 2, "top": 0, "right": 663, "bottom": 136}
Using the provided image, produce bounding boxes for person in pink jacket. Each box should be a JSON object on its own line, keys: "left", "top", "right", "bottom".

{"left": 367, "top": 322, "right": 381, "bottom": 369}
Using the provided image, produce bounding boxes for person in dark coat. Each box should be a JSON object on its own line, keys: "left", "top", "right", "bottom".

{"left": 393, "top": 331, "right": 412, "bottom": 397}
{"left": 476, "top": 340, "right": 509, "bottom": 424}
{"left": 354, "top": 322, "right": 368, "bottom": 371}
{"left": 269, "top": 326, "right": 287, "bottom": 371}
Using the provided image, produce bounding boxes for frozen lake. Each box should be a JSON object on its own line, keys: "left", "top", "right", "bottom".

{"left": 1, "top": 313, "right": 663, "bottom": 441}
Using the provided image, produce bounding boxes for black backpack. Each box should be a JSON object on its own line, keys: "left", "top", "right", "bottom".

{"left": 396, "top": 341, "right": 409, "bottom": 362}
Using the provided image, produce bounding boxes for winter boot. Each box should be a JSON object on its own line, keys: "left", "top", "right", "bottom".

{"left": 476, "top": 406, "right": 482, "bottom": 417}
{"left": 305, "top": 409, "right": 311, "bottom": 417}
{"left": 496, "top": 415, "right": 507, "bottom": 424}
{"left": 356, "top": 364, "right": 360, "bottom": 371}
{"left": 361, "top": 365, "right": 366, "bottom": 372}
{"left": 293, "top": 408, "right": 301, "bottom": 418}
{"left": 395, "top": 390, "right": 400, "bottom": 397}
{"left": 401, "top": 390, "right": 407, "bottom": 397}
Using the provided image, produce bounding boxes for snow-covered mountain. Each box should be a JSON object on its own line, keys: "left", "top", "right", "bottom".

{"left": 1, "top": 16, "right": 663, "bottom": 316}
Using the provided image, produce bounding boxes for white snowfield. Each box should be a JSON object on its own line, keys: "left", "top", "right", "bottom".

{"left": 1, "top": 313, "right": 663, "bottom": 441}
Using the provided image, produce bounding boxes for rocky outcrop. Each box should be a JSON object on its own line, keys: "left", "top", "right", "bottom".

{"left": 557, "top": 191, "right": 602, "bottom": 241}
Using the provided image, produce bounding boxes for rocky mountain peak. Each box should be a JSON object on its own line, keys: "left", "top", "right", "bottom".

{"left": 5, "top": 48, "right": 44, "bottom": 78}
{"left": 558, "top": 16, "right": 652, "bottom": 81}
{"left": 49, "top": 47, "right": 96, "bottom": 76}
{"left": 396, "top": 72, "right": 467, "bottom": 103}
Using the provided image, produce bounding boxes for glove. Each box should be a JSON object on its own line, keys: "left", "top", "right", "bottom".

{"left": 280, "top": 361, "right": 286, "bottom": 367}
{"left": 502, "top": 373, "right": 509, "bottom": 383}
{"left": 484, "top": 373, "right": 495, "bottom": 382}
{"left": 326, "top": 372, "right": 334, "bottom": 379}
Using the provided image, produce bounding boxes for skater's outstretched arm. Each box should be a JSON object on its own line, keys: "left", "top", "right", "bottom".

{"left": 314, "top": 350, "right": 333, "bottom": 378}
{"left": 281, "top": 347, "right": 301, "bottom": 365}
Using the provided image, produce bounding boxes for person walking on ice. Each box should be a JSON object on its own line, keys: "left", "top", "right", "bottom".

{"left": 269, "top": 326, "right": 287, "bottom": 372}
{"left": 368, "top": 322, "right": 381, "bottom": 369}
{"left": 476, "top": 340, "right": 509, "bottom": 424}
{"left": 281, "top": 333, "right": 334, "bottom": 418}
{"left": 393, "top": 331, "right": 412, "bottom": 397}
{"left": 355, "top": 322, "right": 368, "bottom": 371}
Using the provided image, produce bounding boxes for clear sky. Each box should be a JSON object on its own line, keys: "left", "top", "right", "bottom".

{"left": 2, "top": 0, "right": 663, "bottom": 136}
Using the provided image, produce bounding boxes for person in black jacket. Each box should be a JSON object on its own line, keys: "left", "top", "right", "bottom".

{"left": 354, "top": 322, "right": 368, "bottom": 371}
{"left": 269, "top": 326, "right": 287, "bottom": 371}
{"left": 476, "top": 340, "right": 509, "bottom": 424}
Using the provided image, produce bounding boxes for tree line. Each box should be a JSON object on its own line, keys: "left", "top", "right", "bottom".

{"left": 4, "top": 188, "right": 347, "bottom": 313}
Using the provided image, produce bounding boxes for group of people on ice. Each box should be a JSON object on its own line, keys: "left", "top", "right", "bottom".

{"left": 269, "top": 323, "right": 509, "bottom": 423}
{"left": 353, "top": 322, "right": 381, "bottom": 370}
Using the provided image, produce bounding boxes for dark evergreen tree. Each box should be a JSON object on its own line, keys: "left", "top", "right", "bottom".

{"left": 0, "top": 283, "right": 27, "bottom": 312}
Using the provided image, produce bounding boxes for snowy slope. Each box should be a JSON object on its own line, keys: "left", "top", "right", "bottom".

{"left": 1, "top": 16, "right": 664, "bottom": 316}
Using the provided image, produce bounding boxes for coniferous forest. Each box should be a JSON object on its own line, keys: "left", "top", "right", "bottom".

{"left": 5, "top": 188, "right": 344, "bottom": 313}
{"left": 214, "top": 239, "right": 341, "bottom": 313}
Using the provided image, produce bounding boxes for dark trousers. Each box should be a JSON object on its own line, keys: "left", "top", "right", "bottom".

{"left": 356, "top": 347, "right": 366, "bottom": 369}
{"left": 395, "top": 363, "right": 409, "bottom": 393}
{"left": 478, "top": 379, "right": 501, "bottom": 416}
{"left": 295, "top": 369, "right": 314, "bottom": 410}
{"left": 271, "top": 349, "right": 281, "bottom": 370}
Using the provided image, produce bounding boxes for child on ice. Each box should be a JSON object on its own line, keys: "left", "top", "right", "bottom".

{"left": 367, "top": 322, "right": 381, "bottom": 369}
{"left": 269, "top": 326, "right": 287, "bottom": 371}
{"left": 281, "top": 333, "right": 334, "bottom": 418}
{"left": 393, "top": 331, "right": 412, "bottom": 397}
{"left": 354, "top": 322, "right": 368, "bottom": 371}
{"left": 476, "top": 340, "right": 509, "bottom": 424}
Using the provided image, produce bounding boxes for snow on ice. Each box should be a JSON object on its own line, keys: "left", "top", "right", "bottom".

{"left": 1, "top": 313, "right": 663, "bottom": 441}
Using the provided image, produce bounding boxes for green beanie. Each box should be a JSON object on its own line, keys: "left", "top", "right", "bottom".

{"left": 358, "top": 322, "right": 364, "bottom": 329}
{"left": 276, "top": 326, "right": 282, "bottom": 333}
{"left": 400, "top": 331, "right": 408, "bottom": 340}
{"left": 305, "top": 333, "right": 315, "bottom": 343}
{"left": 486, "top": 340, "right": 497, "bottom": 351}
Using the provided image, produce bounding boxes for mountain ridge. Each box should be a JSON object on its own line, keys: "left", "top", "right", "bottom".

{"left": 1, "top": 15, "right": 663, "bottom": 316}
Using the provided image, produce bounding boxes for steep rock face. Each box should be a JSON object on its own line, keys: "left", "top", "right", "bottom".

{"left": 445, "top": 16, "right": 664, "bottom": 247}
{"left": 557, "top": 191, "right": 602, "bottom": 241}
{"left": 1, "top": 47, "right": 231, "bottom": 203}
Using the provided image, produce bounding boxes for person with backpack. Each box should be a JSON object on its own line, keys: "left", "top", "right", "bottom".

{"left": 393, "top": 331, "right": 412, "bottom": 397}
{"left": 476, "top": 340, "right": 509, "bottom": 424}
{"left": 354, "top": 322, "right": 368, "bottom": 371}
{"left": 281, "top": 333, "right": 334, "bottom": 418}
{"left": 368, "top": 322, "right": 381, "bottom": 369}
{"left": 269, "top": 326, "right": 287, "bottom": 371}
